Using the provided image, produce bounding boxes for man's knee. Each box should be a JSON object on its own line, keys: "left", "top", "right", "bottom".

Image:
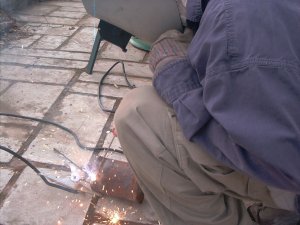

{"left": 114, "top": 86, "right": 163, "bottom": 132}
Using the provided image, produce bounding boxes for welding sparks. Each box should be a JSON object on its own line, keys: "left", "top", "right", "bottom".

{"left": 100, "top": 207, "right": 126, "bottom": 225}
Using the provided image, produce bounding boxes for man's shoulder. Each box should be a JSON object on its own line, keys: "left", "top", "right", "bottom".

{"left": 223, "top": 0, "right": 300, "bottom": 67}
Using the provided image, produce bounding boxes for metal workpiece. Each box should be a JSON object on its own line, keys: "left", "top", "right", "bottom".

{"left": 90, "top": 156, "right": 144, "bottom": 203}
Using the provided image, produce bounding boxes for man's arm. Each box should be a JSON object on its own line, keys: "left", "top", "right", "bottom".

{"left": 151, "top": 0, "right": 300, "bottom": 192}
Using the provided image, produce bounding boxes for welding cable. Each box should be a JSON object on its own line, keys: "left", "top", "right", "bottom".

{"left": 0, "top": 145, "right": 79, "bottom": 194}
{"left": 98, "top": 60, "right": 135, "bottom": 113}
{"left": 0, "top": 113, "right": 123, "bottom": 154}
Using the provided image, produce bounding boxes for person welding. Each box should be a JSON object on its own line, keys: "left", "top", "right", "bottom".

{"left": 114, "top": 0, "right": 300, "bottom": 224}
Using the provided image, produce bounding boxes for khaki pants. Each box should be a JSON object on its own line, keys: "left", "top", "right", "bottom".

{"left": 114, "top": 86, "right": 296, "bottom": 225}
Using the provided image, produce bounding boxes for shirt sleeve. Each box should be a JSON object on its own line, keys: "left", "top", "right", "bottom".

{"left": 186, "top": 0, "right": 203, "bottom": 33}
{"left": 186, "top": 0, "right": 203, "bottom": 22}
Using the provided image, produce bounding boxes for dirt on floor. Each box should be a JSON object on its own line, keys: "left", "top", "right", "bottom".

{"left": 0, "top": 9, "right": 32, "bottom": 48}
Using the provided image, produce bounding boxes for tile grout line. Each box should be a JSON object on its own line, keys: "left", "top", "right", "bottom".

{"left": 0, "top": 63, "right": 80, "bottom": 71}
{"left": 54, "top": 11, "right": 89, "bottom": 50}
{"left": 57, "top": 25, "right": 86, "bottom": 50}
{"left": 26, "top": 33, "right": 46, "bottom": 48}
{"left": 14, "top": 69, "right": 83, "bottom": 157}
{"left": 0, "top": 61, "right": 85, "bottom": 70}
{"left": 82, "top": 99, "right": 121, "bottom": 225}
{"left": 0, "top": 78, "right": 74, "bottom": 87}
{"left": 0, "top": 81, "right": 15, "bottom": 96}
{"left": 0, "top": 167, "right": 26, "bottom": 209}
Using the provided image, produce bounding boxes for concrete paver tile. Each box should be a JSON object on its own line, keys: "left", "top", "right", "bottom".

{"left": 0, "top": 168, "right": 92, "bottom": 225}
{"left": 0, "top": 169, "right": 14, "bottom": 192}
{"left": 0, "top": 54, "right": 36, "bottom": 65}
{"left": 51, "top": 93, "right": 114, "bottom": 146}
{"left": 40, "top": 1, "right": 84, "bottom": 8}
{"left": 59, "top": 6, "right": 87, "bottom": 12}
{"left": 0, "top": 80, "right": 11, "bottom": 93}
{"left": 22, "top": 92, "right": 113, "bottom": 164}
{"left": 17, "top": 4, "right": 59, "bottom": 16}
{"left": 0, "top": 65, "right": 75, "bottom": 84}
{"left": 79, "top": 71, "right": 152, "bottom": 87}
{"left": 0, "top": 0, "right": 156, "bottom": 223}
{"left": 93, "top": 60, "right": 153, "bottom": 78}
{"left": 100, "top": 85, "right": 133, "bottom": 98}
{"left": 49, "top": 10, "right": 86, "bottom": 19}
{"left": 0, "top": 54, "right": 87, "bottom": 69}
{"left": 144, "top": 53, "right": 150, "bottom": 63}
{"left": 61, "top": 27, "right": 103, "bottom": 52}
{"left": 71, "top": 82, "right": 132, "bottom": 98}
{"left": 14, "top": 15, "right": 79, "bottom": 26}
{"left": 77, "top": 16, "right": 99, "bottom": 27}
{"left": 0, "top": 117, "right": 36, "bottom": 162}
{"left": 7, "top": 34, "right": 41, "bottom": 48}
{"left": 32, "top": 35, "right": 68, "bottom": 49}
{"left": 101, "top": 43, "right": 146, "bottom": 62}
{"left": 70, "top": 82, "right": 99, "bottom": 95}
{"left": 35, "top": 57, "right": 87, "bottom": 68}
{"left": 0, "top": 82, "right": 64, "bottom": 118}
{"left": 23, "top": 126, "right": 93, "bottom": 167}
{"left": 21, "top": 23, "right": 78, "bottom": 36}
{"left": 1, "top": 48, "right": 90, "bottom": 61}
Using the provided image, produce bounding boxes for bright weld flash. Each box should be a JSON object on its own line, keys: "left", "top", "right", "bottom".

{"left": 89, "top": 172, "right": 97, "bottom": 182}
{"left": 110, "top": 213, "right": 120, "bottom": 224}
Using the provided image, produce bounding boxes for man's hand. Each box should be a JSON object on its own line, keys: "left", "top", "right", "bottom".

{"left": 149, "top": 28, "right": 193, "bottom": 74}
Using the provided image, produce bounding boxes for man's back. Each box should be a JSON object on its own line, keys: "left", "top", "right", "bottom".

{"left": 155, "top": 0, "right": 300, "bottom": 192}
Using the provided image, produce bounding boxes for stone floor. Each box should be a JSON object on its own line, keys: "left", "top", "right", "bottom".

{"left": 0, "top": 0, "right": 158, "bottom": 224}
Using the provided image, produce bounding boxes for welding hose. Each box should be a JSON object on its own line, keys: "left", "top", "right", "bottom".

{"left": 98, "top": 60, "right": 135, "bottom": 113}
{"left": 0, "top": 112, "right": 123, "bottom": 194}
{"left": 0, "top": 113, "right": 123, "bottom": 154}
{"left": 0, "top": 145, "right": 79, "bottom": 193}
{"left": 0, "top": 60, "right": 134, "bottom": 194}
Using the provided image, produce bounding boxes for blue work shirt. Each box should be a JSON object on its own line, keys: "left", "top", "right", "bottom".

{"left": 154, "top": 0, "right": 300, "bottom": 195}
